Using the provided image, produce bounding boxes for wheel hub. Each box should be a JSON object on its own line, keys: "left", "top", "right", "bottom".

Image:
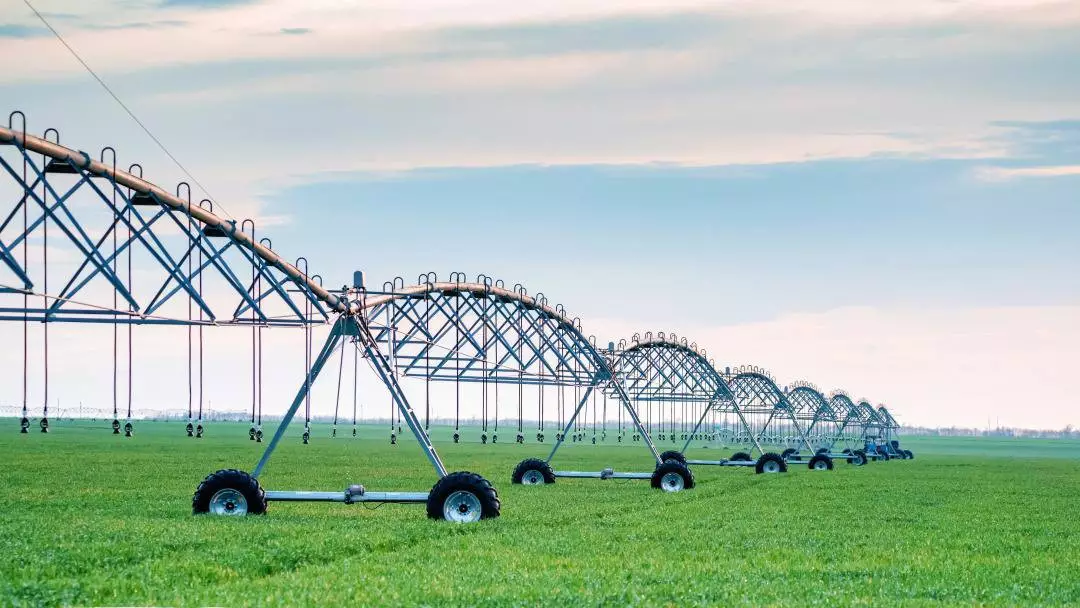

{"left": 443, "top": 490, "right": 482, "bottom": 523}
{"left": 764, "top": 461, "right": 780, "bottom": 473}
{"left": 522, "top": 470, "right": 544, "bottom": 485}
{"left": 660, "top": 472, "right": 685, "bottom": 492}
{"left": 209, "top": 488, "right": 248, "bottom": 516}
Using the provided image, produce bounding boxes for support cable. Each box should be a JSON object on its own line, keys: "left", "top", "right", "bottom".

{"left": 22, "top": 0, "right": 225, "bottom": 213}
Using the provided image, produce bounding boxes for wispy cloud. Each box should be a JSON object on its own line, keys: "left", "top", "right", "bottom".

{"left": 158, "top": 0, "right": 257, "bottom": 7}
{"left": 0, "top": 24, "right": 47, "bottom": 38}
{"left": 974, "top": 164, "right": 1080, "bottom": 181}
{"left": 279, "top": 27, "right": 312, "bottom": 36}
{"left": 81, "top": 20, "right": 188, "bottom": 31}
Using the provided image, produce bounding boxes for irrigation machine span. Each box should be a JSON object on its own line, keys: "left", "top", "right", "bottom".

{"left": 2, "top": 112, "right": 911, "bottom": 524}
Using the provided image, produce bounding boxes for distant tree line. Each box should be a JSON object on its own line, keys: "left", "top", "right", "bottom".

{"left": 902, "top": 425, "right": 1078, "bottom": 440}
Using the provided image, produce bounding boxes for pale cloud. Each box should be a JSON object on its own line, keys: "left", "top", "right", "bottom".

{"left": 2, "top": 303, "right": 1075, "bottom": 430}
{"left": 587, "top": 305, "right": 1080, "bottom": 430}
{"left": 974, "top": 164, "right": 1080, "bottom": 181}
{"left": 2, "top": 0, "right": 1075, "bottom": 203}
{"left": 4, "top": 0, "right": 1079, "bottom": 82}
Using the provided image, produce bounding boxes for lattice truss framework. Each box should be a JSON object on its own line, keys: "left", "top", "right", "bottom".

{"left": 719, "top": 370, "right": 812, "bottom": 447}
{"left": 876, "top": 405, "right": 900, "bottom": 444}
{"left": 826, "top": 392, "right": 869, "bottom": 445}
{"left": 609, "top": 334, "right": 730, "bottom": 403}
{"left": 786, "top": 382, "right": 842, "bottom": 446}
{"left": 0, "top": 122, "right": 331, "bottom": 326}
{"left": 363, "top": 276, "right": 609, "bottom": 386}
{"left": 1, "top": 120, "right": 904, "bottom": 442}
{"left": 857, "top": 400, "right": 887, "bottom": 438}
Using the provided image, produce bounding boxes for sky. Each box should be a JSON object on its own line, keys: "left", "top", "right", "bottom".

{"left": 0, "top": 0, "right": 1078, "bottom": 430}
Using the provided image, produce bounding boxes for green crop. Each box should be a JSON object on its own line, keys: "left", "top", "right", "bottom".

{"left": 2, "top": 421, "right": 1078, "bottom": 606}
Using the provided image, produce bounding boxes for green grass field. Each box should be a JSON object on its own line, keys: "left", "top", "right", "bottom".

{"left": 2, "top": 420, "right": 1079, "bottom": 606}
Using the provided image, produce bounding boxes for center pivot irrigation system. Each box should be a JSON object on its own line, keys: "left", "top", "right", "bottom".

{"left": 1, "top": 114, "right": 913, "bottom": 524}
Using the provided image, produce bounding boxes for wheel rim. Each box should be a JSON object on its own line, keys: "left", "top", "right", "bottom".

{"left": 660, "top": 472, "right": 685, "bottom": 492}
{"left": 813, "top": 461, "right": 828, "bottom": 470}
{"left": 763, "top": 461, "right": 781, "bottom": 473}
{"left": 209, "top": 488, "right": 248, "bottom": 516}
{"left": 521, "top": 470, "right": 544, "bottom": 485}
{"left": 443, "top": 490, "right": 482, "bottom": 523}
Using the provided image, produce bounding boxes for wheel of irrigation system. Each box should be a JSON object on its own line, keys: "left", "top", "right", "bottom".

{"left": 19, "top": 417, "right": 29, "bottom": 433}
{"left": 904, "top": 449, "right": 914, "bottom": 459}
{"left": 651, "top": 459, "right": 695, "bottom": 492}
{"left": 192, "top": 469, "right": 267, "bottom": 516}
{"left": 755, "top": 453, "right": 788, "bottom": 474}
{"left": 842, "top": 448, "right": 852, "bottom": 455}
{"left": 730, "top": 451, "right": 752, "bottom": 462}
{"left": 659, "top": 450, "right": 687, "bottom": 464}
{"left": 816, "top": 447, "right": 829, "bottom": 455}
{"left": 879, "top": 451, "right": 891, "bottom": 462}
{"left": 780, "top": 448, "right": 798, "bottom": 460}
{"left": 848, "top": 450, "right": 868, "bottom": 466}
{"left": 511, "top": 458, "right": 556, "bottom": 485}
{"left": 808, "top": 454, "right": 834, "bottom": 471}
{"left": 426, "top": 472, "right": 500, "bottom": 522}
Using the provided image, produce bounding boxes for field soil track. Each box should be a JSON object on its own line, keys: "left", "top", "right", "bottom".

{"left": 2, "top": 422, "right": 1079, "bottom": 606}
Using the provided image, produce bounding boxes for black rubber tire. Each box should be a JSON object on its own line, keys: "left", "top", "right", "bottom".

{"left": 816, "top": 448, "right": 829, "bottom": 455}
{"left": 849, "top": 449, "right": 868, "bottom": 466}
{"left": 880, "top": 451, "right": 891, "bottom": 462}
{"left": 511, "top": 458, "right": 555, "bottom": 484}
{"left": 730, "top": 451, "right": 752, "bottom": 462}
{"left": 755, "top": 453, "right": 788, "bottom": 474}
{"left": 426, "top": 471, "right": 500, "bottom": 521}
{"left": 651, "top": 459, "right": 695, "bottom": 491}
{"left": 192, "top": 469, "right": 266, "bottom": 515}
{"left": 659, "top": 450, "right": 686, "bottom": 464}
{"left": 842, "top": 448, "right": 852, "bottom": 455}
{"left": 808, "top": 454, "right": 834, "bottom": 471}
{"left": 780, "top": 448, "right": 798, "bottom": 460}
{"left": 904, "top": 449, "right": 914, "bottom": 460}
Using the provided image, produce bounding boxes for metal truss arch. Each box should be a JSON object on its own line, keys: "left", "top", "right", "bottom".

{"left": 361, "top": 276, "right": 609, "bottom": 386}
{"left": 724, "top": 369, "right": 790, "bottom": 412}
{"left": 610, "top": 333, "right": 732, "bottom": 403}
{"left": 0, "top": 123, "right": 345, "bottom": 325}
